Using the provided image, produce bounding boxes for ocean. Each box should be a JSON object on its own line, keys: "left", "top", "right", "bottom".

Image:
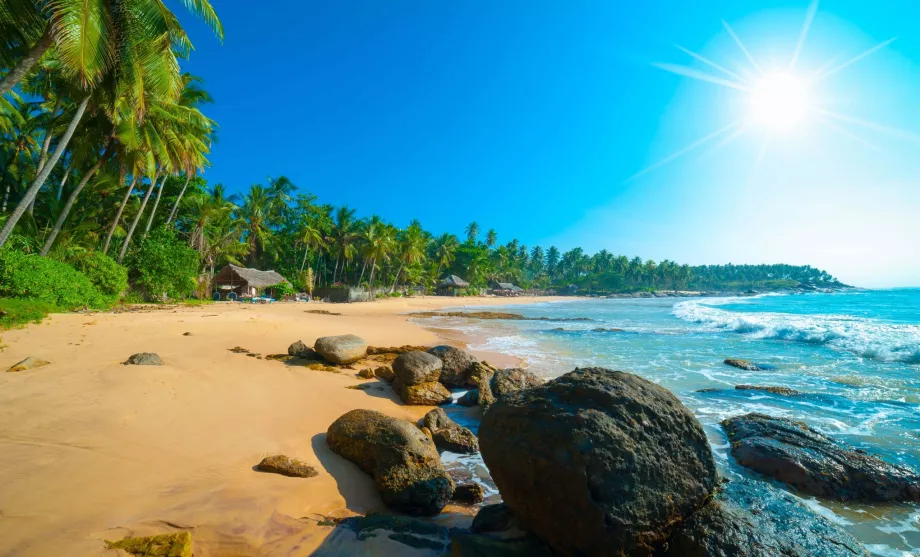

{"left": 416, "top": 289, "right": 920, "bottom": 556}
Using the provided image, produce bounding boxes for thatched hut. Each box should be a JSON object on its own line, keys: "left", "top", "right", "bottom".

{"left": 491, "top": 281, "right": 523, "bottom": 297}
{"left": 437, "top": 274, "right": 470, "bottom": 296}
{"left": 213, "top": 264, "right": 289, "bottom": 300}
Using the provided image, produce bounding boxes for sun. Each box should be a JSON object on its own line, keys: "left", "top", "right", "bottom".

{"left": 749, "top": 72, "right": 811, "bottom": 131}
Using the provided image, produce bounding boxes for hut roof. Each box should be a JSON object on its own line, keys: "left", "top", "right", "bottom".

{"left": 494, "top": 282, "right": 523, "bottom": 292}
{"left": 219, "top": 264, "right": 288, "bottom": 288}
{"left": 439, "top": 274, "right": 470, "bottom": 287}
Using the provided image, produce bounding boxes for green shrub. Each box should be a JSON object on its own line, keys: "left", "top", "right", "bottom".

{"left": 0, "top": 298, "right": 59, "bottom": 329}
{"left": 127, "top": 228, "right": 200, "bottom": 301}
{"left": 268, "top": 282, "right": 295, "bottom": 298}
{"left": 0, "top": 249, "right": 108, "bottom": 309}
{"left": 70, "top": 251, "right": 128, "bottom": 302}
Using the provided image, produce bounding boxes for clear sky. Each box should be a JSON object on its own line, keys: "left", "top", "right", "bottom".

{"left": 173, "top": 1, "right": 920, "bottom": 288}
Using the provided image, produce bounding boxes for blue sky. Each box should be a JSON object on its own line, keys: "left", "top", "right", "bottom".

{"left": 175, "top": 1, "right": 920, "bottom": 287}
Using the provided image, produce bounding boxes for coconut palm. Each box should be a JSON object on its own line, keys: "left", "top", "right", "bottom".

{"left": 485, "top": 228, "right": 497, "bottom": 248}
{"left": 433, "top": 233, "right": 459, "bottom": 277}
{"left": 464, "top": 221, "right": 479, "bottom": 244}
{"left": 390, "top": 223, "right": 428, "bottom": 293}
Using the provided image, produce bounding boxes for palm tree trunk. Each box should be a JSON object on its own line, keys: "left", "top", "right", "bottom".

{"left": 103, "top": 175, "right": 138, "bottom": 255}
{"left": 369, "top": 258, "right": 377, "bottom": 293}
{"left": 390, "top": 264, "right": 403, "bottom": 294}
{"left": 54, "top": 160, "right": 72, "bottom": 202}
{"left": 36, "top": 98, "right": 62, "bottom": 175}
{"left": 358, "top": 258, "right": 368, "bottom": 285}
{"left": 143, "top": 173, "right": 168, "bottom": 238}
{"left": 118, "top": 172, "right": 160, "bottom": 263}
{"left": 300, "top": 246, "right": 310, "bottom": 272}
{"left": 0, "top": 25, "right": 52, "bottom": 97}
{"left": 166, "top": 174, "right": 191, "bottom": 225}
{"left": 0, "top": 95, "right": 90, "bottom": 248}
{"left": 1, "top": 146, "right": 22, "bottom": 213}
{"left": 40, "top": 150, "right": 110, "bottom": 256}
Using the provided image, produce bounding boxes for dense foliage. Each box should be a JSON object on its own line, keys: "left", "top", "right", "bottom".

{"left": 69, "top": 251, "right": 128, "bottom": 302}
{"left": 127, "top": 228, "right": 199, "bottom": 301}
{"left": 0, "top": 248, "right": 107, "bottom": 309}
{"left": 0, "top": 298, "right": 59, "bottom": 329}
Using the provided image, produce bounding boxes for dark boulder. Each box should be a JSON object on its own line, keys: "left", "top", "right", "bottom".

{"left": 456, "top": 389, "right": 479, "bottom": 407}
{"left": 421, "top": 408, "right": 478, "bottom": 454}
{"left": 374, "top": 365, "right": 395, "bottom": 382}
{"left": 465, "top": 361, "right": 497, "bottom": 388}
{"left": 393, "top": 378, "right": 453, "bottom": 406}
{"left": 471, "top": 503, "right": 516, "bottom": 534}
{"left": 256, "top": 455, "right": 318, "bottom": 478}
{"left": 123, "top": 353, "right": 163, "bottom": 366}
{"left": 450, "top": 532, "right": 555, "bottom": 557}
{"left": 288, "top": 340, "right": 317, "bottom": 359}
{"left": 428, "top": 345, "right": 477, "bottom": 387}
{"left": 326, "top": 409, "right": 454, "bottom": 515}
{"left": 723, "top": 358, "right": 762, "bottom": 371}
{"left": 393, "top": 351, "right": 443, "bottom": 385}
{"left": 480, "top": 367, "right": 718, "bottom": 556}
{"left": 314, "top": 334, "right": 367, "bottom": 364}
{"left": 723, "top": 413, "right": 920, "bottom": 502}
{"left": 452, "top": 482, "right": 485, "bottom": 503}
{"left": 478, "top": 368, "right": 542, "bottom": 410}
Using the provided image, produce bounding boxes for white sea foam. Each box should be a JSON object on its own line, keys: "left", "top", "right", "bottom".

{"left": 673, "top": 299, "right": 920, "bottom": 364}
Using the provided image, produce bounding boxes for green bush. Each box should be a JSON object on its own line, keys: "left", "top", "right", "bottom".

{"left": 0, "top": 298, "right": 59, "bottom": 329}
{"left": 70, "top": 251, "right": 128, "bottom": 302}
{"left": 127, "top": 228, "right": 200, "bottom": 301}
{"left": 268, "top": 282, "right": 295, "bottom": 298}
{"left": 0, "top": 249, "right": 109, "bottom": 309}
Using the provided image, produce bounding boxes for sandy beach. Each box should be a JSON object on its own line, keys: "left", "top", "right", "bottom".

{"left": 0, "top": 296, "right": 566, "bottom": 556}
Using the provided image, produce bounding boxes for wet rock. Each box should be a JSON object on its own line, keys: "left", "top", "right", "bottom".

{"left": 105, "top": 532, "right": 192, "bottom": 557}
{"left": 256, "top": 455, "right": 318, "bottom": 478}
{"left": 374, "top": 365, "right": 395, "bottom": 382}
{"left": 723, "top": 413, "right": 920, "bottom": 502}
{"left": 6, "top": 356, "right": 50, "bottom": 373}
{"left": 457, "top": 389, "right": 479, "bottom": 407}
{"left": 427, "top": 345, "right": 477, "bottom": 387}
{"left": 314, "top": 514, "right": 450, "bottom": 555}
{"left": 591, "top": 327, "right": 625, "bottom": 333}
{"left": 695, "top": 388, "right": 721, "bottom": 393}
{"left": 288, "top": 340, "right": 317, "bottom": 359}
{"left": 471, "top": 503, "right": 516, "bottom": 534}
{"left": 393, "top": 378, "right": 453, "bottom": 406}
{"left": 489, "top": 368, "right": 542, "bottom": 400}
{"left": 664, "top": 477, "right": 870, "bottom": 556}
{"left": 123, "top": 353, "right": 163, "bottom": 366}
{"left": 358, "top": 368, "right": 376, "bottom": 379}
{"left": 315, "top": 334, "right": 367, "bottom": 364}
{"left": 465, "top": 360, "right": 497, "bottom": 388}
{"left": 421, "top": 408, "right": 479, "bottom": 454}
{"left": 480, "top": 367, "right": 717, "bottom": 556}
{"left": 326, "top": 409, "right": 453, "bottom": 515}
{"left": 393, "top": 351, "right": 443, "bottom": 385}
{"left": 450, "top": 532, "right": 555, "bottom": 556}
{"left": 723, "top": 358, "right": 763, "bottom": 371}
{"left": 735, "top": 385, "right": 799, "bottom": 396}
{"left": 452, "top": 482, "right": 485, "bottom": 503}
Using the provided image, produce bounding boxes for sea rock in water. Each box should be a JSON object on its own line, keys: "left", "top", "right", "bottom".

{"left": 664, "top": 477, "right": 870, "bottom": 556}
{"left": 479, "top": 367, "right": 717, "bottom": 556}
{"left": 723, "top": 358, "right": 763, "bottom": 371}
{"left": 393, "top": 351, "right": 443, "bottom": 385}
{"left": 452, "top": 482, "right": 485, "bottom": 503}
{"left": 374, "top": 365, "right": 395, "bottom": 382}
{"left": 6, "top": 356, "right": 50, "bottom": 373}
{"left": 456, "top": 389, "right": 479, "bottom": 407}
{"left": 288, "top": 340, "right": 317, "bottom": 359}
{"left": 314, "top": 334, "right": 367, "bottom": 364}
{"left": 393, "top": 378, "right": 452, "bottom": 406}
{"left": 427, "top": 345, "right": 476, "bottom": 387}
{"left": 421, "top": 408, "right": 479, "bottom": 454}
{"left": 256, "top": 455, "right": 318, "bottom": 478}
{"left": 735, "top": 385, "right": 799, "bottom": 396}
{"left": 326, "top": 409, "right": 454, "bottom": 515}
{"left": 723, "top": 413, "right": 920, "bottom": 502}
{"left": 123, "top": 353, "right": 163, "bottom": 366}
{"left": 105, "top": 532, "right": 192, "bottom": 557}
{"left": 313, "top": 514, "right": 450, "bottom": 556}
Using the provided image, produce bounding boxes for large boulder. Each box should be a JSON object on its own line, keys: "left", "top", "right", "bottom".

{"left": 479, "top": 367, "right": 718, "bottom": 556}
{"left": 393, "top": 378, "right": 452, "bottom": 406}
{"left": 427, "top": 346, "right": 476, "bottom": 387}
{"left": 315, "top": 334, "right": 368, "bottom": 364}
{"left": 456, "top": 389, "right": 479, "bottom": 407}
{"left": 326, "top": 409, "right": 453, "bottom": 515}
{"left": 393, "top": 351, "right": 442, "bottom": 385}
{"left": 465, "top": 361, "right": 496, "bottom": 388}
{"left": 723, "top": 413, "right": 920, "bottom": 502}
{"left": 478, "top": 368, "right": 542, "bottom": 410}
{"left": 421, "top": 408, "right": 479, "bottom": 454}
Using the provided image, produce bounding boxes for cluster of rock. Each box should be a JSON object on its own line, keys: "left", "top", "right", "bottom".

{"left": 392, "top": 351, "right": 452, "bottom": 405}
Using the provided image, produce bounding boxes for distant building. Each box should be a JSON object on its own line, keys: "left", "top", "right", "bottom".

{"left": 213, "top": 264, "right": 289, "bottom": 299}
{"left": 491, "top": 281, "right": 523, "bottom": 296}
{"left": 437, "top": 274, "right": 470, "bottom": 296}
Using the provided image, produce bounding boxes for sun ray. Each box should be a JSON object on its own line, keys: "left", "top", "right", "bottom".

{"left": 699, "top": 124, "right": 751, "bottom": 159}
{"left": 675, "top": 45, "right": 750, "bottom": 85}
{"left": 789, "top": 0, "right": 819, "bottom": 70}
{"left": 722, "top": 20, "right": 763, "bottom": 75}
{"left": 813, "top": 108, "right": 920, "bottom": 142}
{"left": 652, "top": 63, "right": 750, "bottom": 92}
{"left": 814, "top": 38, "right": 896, "bottom": 81}
{"left": 624, "top": 122, "right": 740, "bottom": 183}
{"left": 816, "top": 115, "right": 886, "bottom": 153}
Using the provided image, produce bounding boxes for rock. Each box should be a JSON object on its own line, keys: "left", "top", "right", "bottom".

{"left": 450, "top": 532, "right": 555, "bottom": 557}
{"left": 471, "top": 503, "right": 516, "bottom": 534}
{"left": 735, "top": 385, "right": 799, "bottom": 396}
{"left": 592, "top": 327, "right": 625, "bottom": 332}
{"left": 723, "top": 413, "right": 920, "bottom": 502}
{"left": 358, "top": 368, "right": 376, "bottom": 379}
{"left": 256, "top": 455, "right": 318, "bottom": 478}
{"left": 393, "top": 378, "right": 453, "bottom": 406}
{"left": 123, "top": 353, "right": 163, "bottom": 366}
{"left": 367, "top": 345, "right": 431, "bottom": 355}
{"left": 374, "top": 365, "right": 395, "bottom": 382}
{"left": 326, "top": 409, "right": 453, "bottom": 515}
{"left": 314, "top": 514, "right": 450, "bottom": 555}
{"left": 457, "top": 389, "right": 479, "bottom": 407}
{"left": 421, "top": 408, "right": 479, "bottom": 454}
{"left": 695, "top": 388, "right": 721, "bottom": 393}
{"left": 288, "top": 340, "right": 317, "bottom": 359}
{"left": 466, "top": 361, "right": 496, "bottom": 388}
{"left": 314, "top": 334, "right": 367, "bottom": 364}
{"left": 427, "top": 345, "right": 476, "bottom": 387}
{"left": 475, "top": 368, "right": 496, "bottom": 408}
{"left": 664, "top": 477, "right": 869, "bottom": 556}
{"left": 489, "top": 368, "right": 542, "bottom": 400}
{"left": 6, "top": 356, "right": 50, "bottom": 373}
{"left": 182, "top": 332, "right": 192, "bottom": 336}
{"left": 452, "top": 482, "right": 485, "bottom": 503}
{"left": 105, "top": 532, "right": 192, "bottom": 557}
{"left": 723, "top": 358, "right": 763, "bottom": 371}
{"left": 393, "top": 351, "right": 442, "bottom": 385}
{"left": 479, "top": 367, "right": 717, "bottom": 556}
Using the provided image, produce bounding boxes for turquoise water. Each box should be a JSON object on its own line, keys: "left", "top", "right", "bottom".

{"left": 421, "top": 289, "right": 920, "bottom": 556}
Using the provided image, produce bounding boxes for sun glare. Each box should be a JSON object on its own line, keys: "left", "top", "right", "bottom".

{"left": 749, "top": 72, "right": 810, "bottom": 131}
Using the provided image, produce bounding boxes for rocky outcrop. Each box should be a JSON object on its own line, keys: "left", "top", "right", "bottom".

{"left": 427, "top": 345, "right": 476, "bottom": 387}
{"left": 455, "top": 504, "right": 555, "bottom": 557}
{"left": 456, "top": 389, "right": 478, "bottom": 407}
{"left": 326, "top": 409, "right": 453, "bottom": 515}
{"left": 479, "top": 367, "right": 717, "bottom": 556}
{"left": 393, "top": 351, "right": 443, "bottom": 385}
{"left": 477, "top": 368, "right": 542, "bottom": 410}
{"left": 723, "top": 413, "right": 920, "bottom": 502}
{"left": 466, "top": 360, "right": 497, "bottom": 388}
{"left": 470, "top": 503, "right": 516, "bottom": 534}
{"left": 452, "top": 482, "right": 485, "bottom": 503}
{"left": 421, "top": 408, "right": 478, "bottom": 454}
{"left": 723, "top": 358, "right": 763, "bottom": 371}
{"left": 735, "top": 385, "right": 799, "bottom": 396}
{"left": 393, "top": 378, "right": 452, "bottom": 406}
{"left": 288, "top": 340, "right": 317, "bottom": 359}
{"left": 315, "top": 334, "right": 367, "bottom": 364}
{"left": 313, "top": 514, "right": 450, "bottom": 556}
{"left": 105, "top": 532, "right": 192, "bottom": 557}
{"left": 256, "top": 455, "right": 318, "bottom": 478}
{"left": 6, "top": 356, "right": 50, "bottom": 372}
{"left": 123, "top": 353, "right": 163, "bottom": 366}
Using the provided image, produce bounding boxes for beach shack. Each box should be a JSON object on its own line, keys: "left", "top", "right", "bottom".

{"left": 213, "top": 264, "right": 289, "bottom": 300}
{"left": 436, "top": 274, "right": 470, "bottom": 296}
{"left": 491, "top": 281, "right": 523, "bottom": 297}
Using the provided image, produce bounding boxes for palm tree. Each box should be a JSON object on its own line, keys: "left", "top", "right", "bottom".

{"left": 299, "top": 221, "right": 325, "bottom": 272}
{"left": 238, "top": 184, "right": 274, "bottom": 267}
{"left": 485, "top": 228, "right": 497, "bottom": 248}
{"left": 390, "top": 223, "right": 428, "bottom": 292}
{"left": 433, "top": 233, "right": 459, "bottom": 277}
{"left": 329, "top": 206, "right": 357, "bottom": 284}
{"left": 464, "top": 221, "right": 479, "bottom": 244}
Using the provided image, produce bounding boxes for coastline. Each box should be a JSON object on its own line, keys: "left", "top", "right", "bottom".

{"left": 0, "top": 295, "right": 571, "bottom": 556}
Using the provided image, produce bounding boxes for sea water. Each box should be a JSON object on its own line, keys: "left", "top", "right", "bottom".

{"left": 416, "top": 289, "right": 920, "bottom": 556}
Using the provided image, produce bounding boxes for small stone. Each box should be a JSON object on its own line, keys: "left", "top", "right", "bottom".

{"left": 7, "top": 356, "right": 50, "bottom": 373}
{"left": 735, "top": 385, "right": 799, "bottom": 396}
{"left": 256, "top": 455, "right": 318, "bottom": 478}
{"left": 288, "top": 340, "right": 317, "bottom": 359}
{"left": 422, "top": 408, "right": 479, "bottom": 454}
{"left": 123, "top": 353, "right": 163, "bottom": 366}
{"left": 374, "top": 365, "right": 395, "bottom": 382}
{"left": 452, "top": 482, "right": 485, "bottom": 503}
{"left": 182, "top": 332, "right": 192, "bottom": 336}
{"left": 724, "top": 358, "right": 763, "bottom": 371}
{"left": 358, "top": 368, "right": 376, "bottom": 379}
